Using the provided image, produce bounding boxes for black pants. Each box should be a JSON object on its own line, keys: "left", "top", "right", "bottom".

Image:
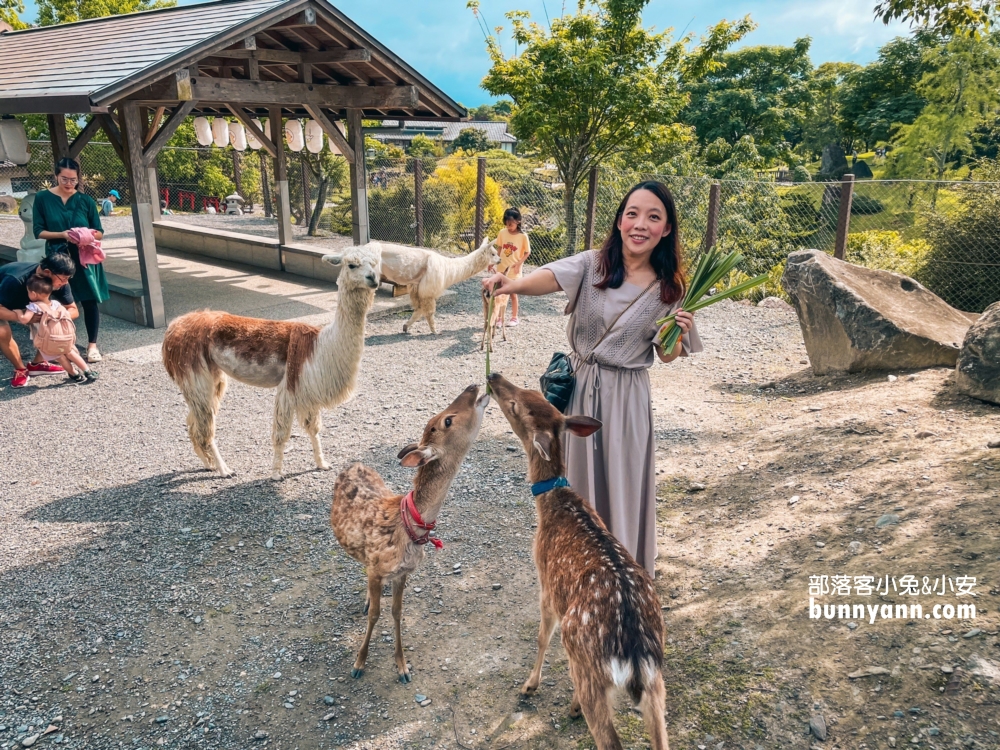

{"left": 79, "top": 299, "right": 100, "bottom": 345}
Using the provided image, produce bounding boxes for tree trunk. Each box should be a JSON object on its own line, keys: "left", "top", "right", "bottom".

{"left": 260, "top": 154, "right": 273, "bottom": 218}
{"left": 562, "top": 180, "right": 579, "bottom": 257}
{"left": 309, "top": 176, "right": 329, "bottom": 236}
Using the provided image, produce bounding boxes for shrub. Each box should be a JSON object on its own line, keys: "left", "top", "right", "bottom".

{"left": 850, "top": 194, "right": 884, "bottom": 215}
{"left": 846, "top": 230, "right": 930, "bottom": 278}
{"left": 527, "top": 225, "right": 566, "bottom": 265}
{"left": 792, "top": 165, "right": 812, "bottom": 183}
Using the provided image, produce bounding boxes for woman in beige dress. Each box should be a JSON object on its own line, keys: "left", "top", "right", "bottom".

{"left": 482, "top": 181, "right": 701, "bottom": 575}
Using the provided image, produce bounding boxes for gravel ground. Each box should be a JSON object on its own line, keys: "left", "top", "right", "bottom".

{"left": 1, "top": 273, "right": 999, "bottom": 750}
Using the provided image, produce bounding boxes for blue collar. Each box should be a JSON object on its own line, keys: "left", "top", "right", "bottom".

{"left": 531, "top": 476, "right": 570, "bottom": 495}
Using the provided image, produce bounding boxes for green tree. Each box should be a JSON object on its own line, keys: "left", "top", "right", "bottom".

{"left": 798, "top": 61, "right": 861, "bottom": 157}
{"left": 474, "top": 0, "right": 752, "bottom": 254}
{"left": 469, "top": 102, "right": 512, "bottom": 121}
{"left": 1, "top": 0, "right": 27, "bottom": 28}
{"left": 681, "top": 38, "right": 813, "bottom": 162}
{"left": 838, "top": 35, "right": 933, "bottom": 149}
{"left": 408, "top": 134, "right": 444, "bottom": 158}
{"left": 874, "top": 0, "right": 994, "bottom": 36}
{"left": 37, "top": 0, "right": 174, "bottom": 25}
{"left": 301, "top": 150, "right": 348, "bottom": 235}
{"left": 888, "top": 35, "right": 1000, "bottom": 192}
{"left": 452, "top": 127, "right": 491, "bottom": 153}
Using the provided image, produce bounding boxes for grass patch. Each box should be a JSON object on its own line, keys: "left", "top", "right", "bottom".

{"left": 254, "top": 680, "right": 273, "bottom": 694}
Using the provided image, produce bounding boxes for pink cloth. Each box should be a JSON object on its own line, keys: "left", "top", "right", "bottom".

{"left": 66, "top": 226, "right": 105, "bottom": 266}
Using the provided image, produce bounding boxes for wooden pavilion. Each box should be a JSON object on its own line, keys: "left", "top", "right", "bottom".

{"left": 0, "top": 0, "right": 464, "bottom": 327}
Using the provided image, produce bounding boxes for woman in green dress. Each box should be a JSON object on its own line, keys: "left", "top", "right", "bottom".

{"left": 33, "top": 157, "right": 109, "bottom": 363}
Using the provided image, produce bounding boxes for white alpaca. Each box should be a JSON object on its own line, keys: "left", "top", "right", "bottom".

{"left": 161, "top": 245, "right": 381, "bottom": 479}
{"left": 375, "top": 238, "right": 499, "bottom": 334}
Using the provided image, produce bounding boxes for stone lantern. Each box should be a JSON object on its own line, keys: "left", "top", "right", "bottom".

{"left": 224, "top": 194, "right": 245, "bottom": 215}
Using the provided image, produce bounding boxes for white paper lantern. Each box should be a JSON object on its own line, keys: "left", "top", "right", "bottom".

{"left": 284, "top": 119, "right": 304, "bottom": 152}
{"left": 228, "top": 122, "right": 247, "bottom": 151}
{"left": 0, "top": 118, "right": 29, "bottom": 165}
{"left": 194, "top": 116, "right": 213, "bottom": 147}
{"left": 327, "top": 120, "right": 346, "bottom": 155}
{"left": 247, "top": 119, "right": 264, "bottom": 150}
{"left": 304, "top": 119, "right": 324, "bottom": 154}
{"left": 211, "top": 117, "right": 229, "bottom": 148}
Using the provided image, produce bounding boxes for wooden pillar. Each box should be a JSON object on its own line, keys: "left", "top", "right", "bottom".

{"left": 414, "top": 158, "right": 424, "bottom": 246}
{"left": 474, "top": 156, "right": 486, "bottom": 247}
{"left": 120, "top": 102, "right": 166, "bottom": 329}
{"left": 705, "top": 182, "right": 721, "bottom": 251}
{"left": 148, "top": 165, "right": 161, "bottom": 221}
{"left": 269, "top": 108, "right": 292, "bottom": 247}
{"left": 47, "top": 114, "right": 69, "bottom": 166}
{"left": 834, "top": 173, "right": 855, "bottom": 260}
{"left": 583, "top": 165, "right": 598, "bottom": 250}
{"left": 347, "top": 108, "right": 369, "bottom": 245}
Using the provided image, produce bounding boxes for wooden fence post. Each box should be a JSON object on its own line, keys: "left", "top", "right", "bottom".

{"left": 414, "top": 158, "right": 424, "bottom": 246}
{"left": 834, "top": 173, "right": 855, "bottom": 260}
{"left": 583, "top": 166, "right": 598, "bottom": 250}
{"left": 705, "top": 182, "right": 721, "bottom": 251}
{"left": 474, "top": 156, "right": 486, "bottom": 248}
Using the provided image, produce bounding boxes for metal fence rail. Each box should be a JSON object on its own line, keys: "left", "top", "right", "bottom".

{"left": 5, "top": 142, "right": 999, "bottom": 312}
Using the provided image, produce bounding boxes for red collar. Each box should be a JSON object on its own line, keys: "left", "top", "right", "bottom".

{"left": 400, "top": 491, "right": 443, "bottom": 549}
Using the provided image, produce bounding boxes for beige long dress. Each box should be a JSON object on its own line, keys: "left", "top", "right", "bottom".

{"left": 543, "top": 250, "right": 703, "bottom": 575}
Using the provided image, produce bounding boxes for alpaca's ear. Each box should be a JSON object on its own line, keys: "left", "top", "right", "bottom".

{"left": 400, "top": 446, "right": 438, "bottom": 468}
{"left": 396, "top": 442, "right": 420, "bottom": 460}
{"left": 322, "top": 254, "right": 343, "bottom": 267}
{"left": 531, "top": 432, "right": 551, "bottom": 461}
{"left": 564, "top": 416, "right": 601, "bottom": 438}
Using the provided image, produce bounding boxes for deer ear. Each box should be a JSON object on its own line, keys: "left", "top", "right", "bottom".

{"left": 396, "top": 442, "right": 420, "bottom": 460}
{"left": 531, "top": 432, "right": 552, "bottom": 461}
{"left": 400, "top": 446, "right": 438, "bottom": 468}
{"left": 564, "top": 416, "right": 602, "bottom": 438}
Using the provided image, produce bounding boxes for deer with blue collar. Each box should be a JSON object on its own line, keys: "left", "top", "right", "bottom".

{"left": 330, "top": 384, "right": 490, "bottom": 684}
{"left": 487, "top": 372, "right": 670, "bottom": 750}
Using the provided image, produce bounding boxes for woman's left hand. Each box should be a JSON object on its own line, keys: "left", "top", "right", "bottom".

{"left": 673, "top": 308, "right": 694, "bottom": 334}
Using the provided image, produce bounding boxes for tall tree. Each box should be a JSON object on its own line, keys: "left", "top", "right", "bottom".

{"left": 889, "top": 35, "right": 1000, "bottom": 195}
{"left": 473, "top": 0, "right": 752, "bottom": 255}
{"left": 1, "top": 0, "right": 27, "bottom": 28}
{"left": 838, "top": 35, "right": 934, "bottom": 149}
{"left": 37, "top": 0, "right": 174, "bottom": 26}
{"left": 874, "top": 0, "right": 994, "bottom": 36}
{"left": 680, "top": 38, "right": 813, "bottom": 162}
{"left": 798, "top": 61, "right": 861, "bottom": 157}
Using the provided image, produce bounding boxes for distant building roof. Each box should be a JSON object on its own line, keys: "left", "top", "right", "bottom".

{"left": 370, "top": 120, "right": 516, "bottom": 144}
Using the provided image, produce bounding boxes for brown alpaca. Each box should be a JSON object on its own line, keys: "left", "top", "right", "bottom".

{"left": 161, "top": 246, "right": 381, "bottom": 479}
{"left": 487, "top": 372, "right": 669, "bottom": 750}
{"left": 330, "top": 384, "right": 490, "bottom": 683}
{"left": 480, "top": 286, "right": 509, "bottom": 352}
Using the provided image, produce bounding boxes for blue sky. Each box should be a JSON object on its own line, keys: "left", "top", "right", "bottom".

{"left": 20, "top": 0, "right": 909, "bottom": 106}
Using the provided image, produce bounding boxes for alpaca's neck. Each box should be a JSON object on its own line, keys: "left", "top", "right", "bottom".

{"left": 439, "top": 246, "right": 489, "bottom": 288}
{"left": 312, "top": 284, "right": 374, "bottom": 404}
{"left": 411, "top": 457, "right": 463, "bottom": 524}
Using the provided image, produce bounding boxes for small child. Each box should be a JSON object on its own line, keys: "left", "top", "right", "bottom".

{"left": 492, "top": 207, "right": 531, "bottom": 326}
{"left": 16, "top": 275, "right": 98, "bottom": 384}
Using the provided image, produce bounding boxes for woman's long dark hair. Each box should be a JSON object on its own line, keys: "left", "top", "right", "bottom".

{"left": 595, "top": 180, "right": 685, "bottom": 305}
{"left": 55, "top": 157, "right": 84, "bottom": 191}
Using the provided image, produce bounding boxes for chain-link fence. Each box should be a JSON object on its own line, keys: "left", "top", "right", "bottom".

{"left": 4, "top": 142, "right": 999, "bottom": 312}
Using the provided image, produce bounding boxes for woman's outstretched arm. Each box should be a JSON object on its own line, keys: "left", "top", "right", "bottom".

{"left": 481, "top": 269, "right": 561, "bottom": 297}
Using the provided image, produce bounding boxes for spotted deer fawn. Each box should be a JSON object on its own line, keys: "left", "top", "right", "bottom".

{"left": 330, "top": 384, "right": 490, "bottom": 683}
{"left": 487, "top": 373, "right": 669, "bottom": 750}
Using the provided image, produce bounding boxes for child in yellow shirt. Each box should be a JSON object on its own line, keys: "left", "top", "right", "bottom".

{"left": 492, "top": 208, "right": 531, "bottom": 325}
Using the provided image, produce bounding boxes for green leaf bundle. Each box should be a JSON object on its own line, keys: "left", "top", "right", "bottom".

{"left": 656, "top": 249, "right": 770, "bottom": 353}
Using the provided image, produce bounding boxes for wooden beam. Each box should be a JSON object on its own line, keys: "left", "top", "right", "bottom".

{"left": 248, "top": 55, "right": 260, "bottom": 81}
{"left": 143, "top": 100, "right": 198, "bottom": 164}
{"left": 299, "top": 63, "right": 313, "bottom": 84}
{"left": 302, "top": 104, "right": 353, "bottom": 164}
{"left": 187, "top": 78, "right": 418, "bottom": 109}
{"left": 97, "top": 114, "right": 124, "bottom": 161}
{"left": 143, "top": 106, "right": 166, "bottom": 147}
{"left": 225, "top": 104, "right": 277, "bottom": 158}
{"left": 67, "top": 116, "right": 102, "bottom": 160}
{"left": 175, "top": 69, "right": 193, "bottom": 101}
{"left": 120, "top": 101, "right": 166, "bottom": 329}
{"left": 47, "top": 114, "right": 69, "bottom": 164}
{"left": 347, "top": 108, "right": 369, "bottom": 245}
{"left": 211, "top": 47, "right": 370, "bottom": 64}
{"left": 243, "top": 35, "right": 256, "bottom": 50}
{"left": 269, "top": 107, "right": 292, "bottom": 248}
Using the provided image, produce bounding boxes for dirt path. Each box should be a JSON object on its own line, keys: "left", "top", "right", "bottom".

{"left": 1, "top": 278, "right": 998, "bottom": 750}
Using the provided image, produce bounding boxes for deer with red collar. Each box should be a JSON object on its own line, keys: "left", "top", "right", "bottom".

{"left": 330, "top": 384, "right": 490, "bottom": 683}
{"left": 487, "top": 372, "right": 669, "bottom": 750}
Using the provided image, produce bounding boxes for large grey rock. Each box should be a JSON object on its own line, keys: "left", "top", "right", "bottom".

{"left": 956, "top": 301, "right": 1000, "bottom": 404}
{"left": 781, "top": 250, "right": 975, "bottom": 375}
{"left": 820, "top": 144, "right": 849, "bottom": 179}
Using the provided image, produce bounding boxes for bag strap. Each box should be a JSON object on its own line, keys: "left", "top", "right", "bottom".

{"left": 584, "top": 277, "right": 658, "bottom": 361}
